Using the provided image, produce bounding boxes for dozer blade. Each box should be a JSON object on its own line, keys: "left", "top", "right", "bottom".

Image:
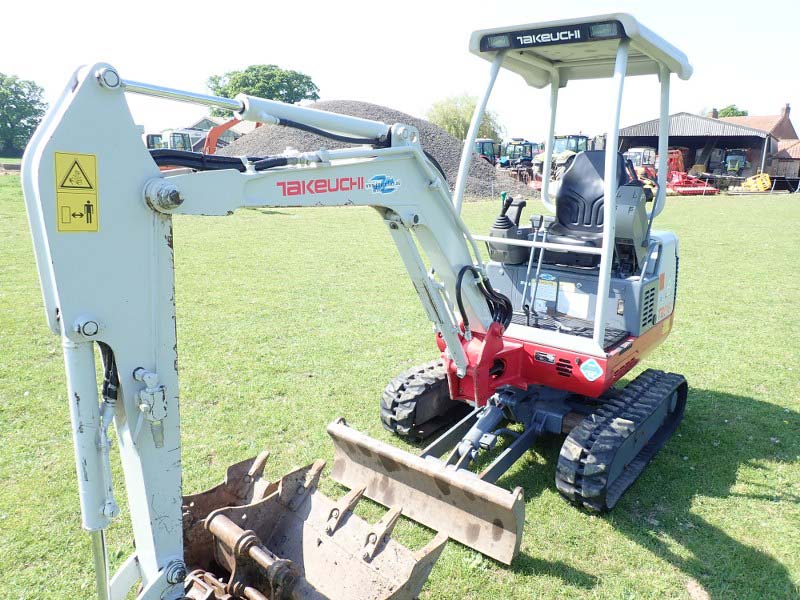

{"left": 328, "top": 418, "right": 525, "bottom": 565}
{"left": 183, "top": 452, "right": 445, "bottom": 600}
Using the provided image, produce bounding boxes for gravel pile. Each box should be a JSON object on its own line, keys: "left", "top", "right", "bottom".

{"left": 218, "top": 100, "right": 532, "bottom": 200}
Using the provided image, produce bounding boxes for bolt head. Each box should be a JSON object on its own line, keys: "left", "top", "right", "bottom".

{"left": 81, "top": 321, "right": 99, "bottom": 336}
{"left": 97, "top": 68, "right": 121, "bottom": 89}
{"left": 155, "top": 185, "right": 184, "bottom": 210}
{"left": 145, "top": 180, "right": 184, "bottom": 211}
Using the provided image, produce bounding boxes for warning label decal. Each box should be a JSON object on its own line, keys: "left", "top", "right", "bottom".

{"left": 580, "top": 358, "right": 604, "bottom": 382}
{"left": 55, "top": 152, "right": 98, "bottom": 232}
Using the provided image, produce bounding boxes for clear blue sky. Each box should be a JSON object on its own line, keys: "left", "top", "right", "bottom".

{"left": 4, "top": 0, "right": 799, "bottom": 141}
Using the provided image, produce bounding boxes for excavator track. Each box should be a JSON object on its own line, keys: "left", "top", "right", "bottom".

{"left": 380, "top": 359, "right": 470, "bottom": 440}
{"left": 555, "top": 369, "right": 688, "bottom": 512}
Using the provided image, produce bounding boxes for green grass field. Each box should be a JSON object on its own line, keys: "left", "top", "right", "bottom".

{"left": 1, "top": 174, "right": 798, "bottom": 599}
{"left": 0, "top": 157, "right": 22, "bottom": 164}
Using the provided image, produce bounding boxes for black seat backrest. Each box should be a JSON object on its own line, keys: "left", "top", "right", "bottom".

{"left": 554, "top": 151, "right": 630, "bottom": 233}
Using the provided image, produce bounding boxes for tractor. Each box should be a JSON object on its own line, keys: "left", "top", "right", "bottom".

{"left": 475, "top": 137, "right": 501, "bottom": 165}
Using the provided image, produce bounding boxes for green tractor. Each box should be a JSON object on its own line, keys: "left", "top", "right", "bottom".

{"left": 724, "top": 148, "right": 751, "bottom": 176}
{"left": 533, "top": 134, "right": 590, "bottom": 180}
{"left": 498, "top": 138, "right": 541, "bottom": 169}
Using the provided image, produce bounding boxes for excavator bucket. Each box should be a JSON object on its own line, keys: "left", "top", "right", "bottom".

{"left": 327, "top": 419, "right": 525, "bottom": 565}
{"left": 183, "top": 452, "right": 446, "bottom": 600}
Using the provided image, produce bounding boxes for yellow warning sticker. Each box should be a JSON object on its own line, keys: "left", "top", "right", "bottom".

{"left": 55, "top": 152, "right": 98, "bottom": 232}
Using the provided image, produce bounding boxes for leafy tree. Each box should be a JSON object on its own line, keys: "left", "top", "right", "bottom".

{"left": 207, "top": 65, "right": 320, "bottom": 116}
{"left": 0, "top": 74, "right": 47, "bottom": 156}
{"left": 427, "top": 94, "right": 504, "bottom": 141}
{"left": 718, "top": 104, "right": 748, "bottom": 117}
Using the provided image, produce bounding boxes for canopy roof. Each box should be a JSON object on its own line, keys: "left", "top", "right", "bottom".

{"left": 469, "top": 13, "right": 692, "bottom": 88}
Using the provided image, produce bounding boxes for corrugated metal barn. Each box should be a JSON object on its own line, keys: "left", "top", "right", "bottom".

{"left": 619, "top": 112, "right": 773, "bottom": 176}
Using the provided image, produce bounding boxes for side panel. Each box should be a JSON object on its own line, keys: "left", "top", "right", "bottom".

{"left": 651, "top": 231, "right": 678, "bottom": 323}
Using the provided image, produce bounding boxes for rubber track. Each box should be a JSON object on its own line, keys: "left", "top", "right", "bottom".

{"left": 380, "top": 359, "right": 451, "bottom": 439}
{"left": 555, "top": 369, "right": 688, "bottom": 512}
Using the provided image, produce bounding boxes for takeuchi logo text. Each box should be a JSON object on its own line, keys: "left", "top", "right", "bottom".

{"left": 276, "top": 176, "right": 365, "bottom": 196}
{"left": 275, "top": 174, "right": 401, "bottom": 197}
{"left": 517, "top": 29, "right": 581, "bottom": 45}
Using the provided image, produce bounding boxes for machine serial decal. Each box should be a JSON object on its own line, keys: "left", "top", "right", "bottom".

{"left": 517, "top": 29, "right": 581, "bottom": 46}
{"left": 579, "top": 358, "right": 604, "bottom": 382}
{"left": 54, "top": 152, "right": 99, "bottom": 233}
{"left": 366, "top": 174, "right": 401, "bottom": 195}
{"left": 276, "top": 176, "right": 365, "bottom": 197}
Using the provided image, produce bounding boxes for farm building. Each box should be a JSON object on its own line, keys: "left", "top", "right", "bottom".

{"left": 619, "top": 104, "right": 799, "bottom": 178}
{"left": 769, "top": 138, "right": 800, "bottom": 178}
{"left": 718, "top": 103, "right": 797, "bottom": 141}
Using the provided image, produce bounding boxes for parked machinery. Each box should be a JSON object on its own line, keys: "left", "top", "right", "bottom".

{"left": 22, "top": 13, "right": 691, "bottom": 600}
{"left": 623, "top": 146, "right": 658, "bottom": 194}
{"left": 475, "top": 137, "right": 501, "bottom": 165}
{"left": 498, "top": 137, "right": 540, "bottom": 169}
{"left": 723, "top": 148, "right": 751, "bottom": 176}
{"left": 664, "top": 148, "right": 719, "bottom": 195}
{"left": 532, "top": 134, "right": 590, "bottom": 183}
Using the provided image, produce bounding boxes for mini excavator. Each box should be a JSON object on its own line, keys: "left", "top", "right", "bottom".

{"left": 22, "top": 13, "right": 690, "bottom": 600}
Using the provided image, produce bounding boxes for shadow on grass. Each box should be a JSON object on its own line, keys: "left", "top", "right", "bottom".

{"left": 249, "top": 208, "right": 293, "bottom": 216}
{"left": 511, "top": 553, "right": 599, "bottom": 589}
{"left": 496, "top": 388, "right": 799, "bottom": 599}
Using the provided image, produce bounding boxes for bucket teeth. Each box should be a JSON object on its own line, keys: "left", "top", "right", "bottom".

{"left": 361, "top": 506, "right": 402, "bottom": 562}
{"left": 327, "top": 418, "right": 525, "bottom": 565}
{"left": 183, "top": 452, "right": 444, "bottom": 600}
{"left": 325, "top": 486, "right": 365, "bottom": 535}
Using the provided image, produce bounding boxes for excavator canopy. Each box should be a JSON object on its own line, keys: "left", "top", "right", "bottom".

{"left": 470, "top": 13, "right": 692, "bottom": 87}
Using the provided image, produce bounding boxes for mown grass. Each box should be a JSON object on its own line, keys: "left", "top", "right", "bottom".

{"left": 0, "top": 157, "right": 22, "bottom": 164}
{"left": 1, "top": 174, "right": 798, "bottom": 599}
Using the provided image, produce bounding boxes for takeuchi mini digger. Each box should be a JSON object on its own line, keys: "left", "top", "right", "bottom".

{"left": 22, "top": 13, "right": 691, "bottom": 600}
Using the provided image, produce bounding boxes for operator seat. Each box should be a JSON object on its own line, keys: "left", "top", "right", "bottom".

{"left": 542, "top": 150, "right": 631, "bottom": 267}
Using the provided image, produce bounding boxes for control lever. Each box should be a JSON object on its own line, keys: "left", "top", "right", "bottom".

{"left": 507, "top": 199, "right": 527, "bottom": 227}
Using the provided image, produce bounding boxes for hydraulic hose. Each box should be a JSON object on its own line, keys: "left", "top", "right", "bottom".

{"left": 150, "top": 149, "right": 248, "bottom": 171}
{"left": 149, "top": 149, "right": 289, "bottom": 172}
{"left": 456, "top": 265, "right": 513, "bottom": 332}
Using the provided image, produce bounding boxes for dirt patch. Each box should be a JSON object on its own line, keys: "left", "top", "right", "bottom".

{"left": 686, "top": 578, "right": 711, "bottom": 600}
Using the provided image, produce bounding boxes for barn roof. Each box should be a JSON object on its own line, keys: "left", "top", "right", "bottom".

{"left": 719, "top": 114, "right": 783, "bottom": 133}
{"left": 620, "top": 112, "right": 769, "bottom": 138}
{"left": 775, "top": 139, "right": 800, "bottom": 159}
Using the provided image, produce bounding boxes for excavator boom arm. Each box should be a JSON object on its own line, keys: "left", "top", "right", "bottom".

{"left": 22, "top": 63, "right": 497, "bottom": 599}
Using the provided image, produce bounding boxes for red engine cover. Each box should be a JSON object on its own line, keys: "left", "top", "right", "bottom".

{"left": 439, "top": 314, "right": 674, "bottom": 406}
